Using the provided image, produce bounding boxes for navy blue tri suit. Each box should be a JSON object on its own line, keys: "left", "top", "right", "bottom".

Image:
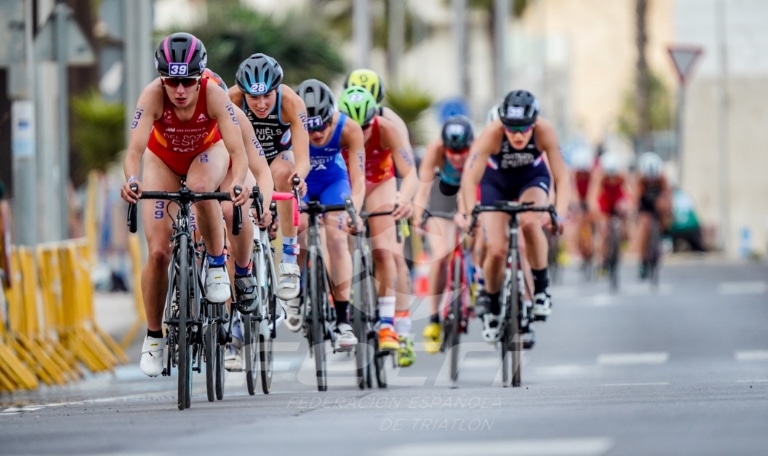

{"left": 480, "top": 133, "right": 551, "bottom": 204}
{"left": 303, "top": 114, "right": 352, "bottom": 205}
{"left": 241, "top": 86, "right": 292, "bottom": 164}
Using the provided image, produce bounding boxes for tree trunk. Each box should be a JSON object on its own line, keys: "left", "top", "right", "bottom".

{"left": 635, "top": 0, "right": 651, "bottom": 148}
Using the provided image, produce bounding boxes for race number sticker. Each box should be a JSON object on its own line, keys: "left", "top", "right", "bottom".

{"left": 506, "top": 106, "right": 525, "bottom": 119}
{"left": 347, "top": 92, "right": 366, "bottom": 102}
{"left": 444, "top": 123, "right": 465, "bottom": 136}
{"left": 250, "top": 82, "right": 267, "bottom": 94}
{"left": 306, "top": 115, "right": 324, "bottom": 129}
{"left": 168, "top": 63, "right": 189, "bottom": 76}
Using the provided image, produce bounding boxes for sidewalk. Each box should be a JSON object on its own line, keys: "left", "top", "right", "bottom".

{"left": 93, "top": 291, "right": 142, "bottom": 363}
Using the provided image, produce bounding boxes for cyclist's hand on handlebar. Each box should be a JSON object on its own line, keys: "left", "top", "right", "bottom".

{"left": 230, "top": 182, "right": 247, "bottom": 206}
{"left": 256, "top": 207, "right": 273, "bottom": 229}
{"left": 544, "top": 212, "right": 565, "bottom": 235}
{"left": 291, "top": 174, "right": 308, "bottom": 197}
{"left": 391, "top": 199, "right": 413, "bottom": 220}
{"left": 121, "top": 179, "right": 141, "bottom": 204}
{"left": 454, "top": 212, "right": 470, "bottom": 231}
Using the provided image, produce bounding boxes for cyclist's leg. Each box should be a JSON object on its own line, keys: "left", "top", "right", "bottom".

{"left": 594, "top": 192, "right": 611, "bottom": 269}
{"left": 270, "top": 151, "right": 301, "bottom": 300}
{"left": 186, "top": 141, "right": 231, "bottom": 303}
{"left": 221, "top": 170, "right": 257, "bottom": 369}
{"left": 138, "top": 150, "right": 183, "bottom": 377}
{"left": 517, "top": 185, "right": 551, "bottom": 318}
{"left": 319, "top": 179, "right": 358, "bottom": 350}
{"left": 478, "top": 211, "right": 510, "bottom": 341}
{"left": 636, "top": 209, "right": 652, "bottom": 278}
{"left": 365, "top": 178, "right": 400, "bottom": 351}
{"left": 422, "top": 216, "right": 453, "bottom": 354}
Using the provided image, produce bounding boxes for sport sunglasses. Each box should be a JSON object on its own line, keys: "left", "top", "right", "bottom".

{"left": 163, "top": 77, "right": 201, "bottom": 88}
{"left": 504, "top": 124, "right": 534, "bottom": 134}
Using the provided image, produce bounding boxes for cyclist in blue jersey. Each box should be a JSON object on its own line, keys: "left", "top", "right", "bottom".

{"left": 413, "top": 115, "right": 475, "bottom": 354}
{"left": 458, "top": 90, "right": 570, "bottom": 343}
{"left": 229, "top": 53, "right": 310, "bottom": 308}
{"left": 294, "top": 79, "right": 366, "bottom": 349}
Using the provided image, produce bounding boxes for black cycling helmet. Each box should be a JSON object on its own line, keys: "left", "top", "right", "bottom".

{"left": 235, "top": 53, "right": 284, "bottom": 96}
{"left": 441, "top": 115, "right": 474, "bottom": 150}
{"left": 498, "top": 89, "right": 539, "bottom": 127}
{"left": 154, "top": 32, "right": 208, "bottom": 77}
{"left": 296, "top": 79, "right": 335, "bottom": 127}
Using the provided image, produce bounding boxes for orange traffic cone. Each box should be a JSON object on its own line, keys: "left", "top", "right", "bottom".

{"left": 413, "top": 251, "right": 430, "bottom": 296}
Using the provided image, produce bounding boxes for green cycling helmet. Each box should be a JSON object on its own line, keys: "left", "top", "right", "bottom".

{"left": 337, "top": 86, "right": 378, "bottom": 127}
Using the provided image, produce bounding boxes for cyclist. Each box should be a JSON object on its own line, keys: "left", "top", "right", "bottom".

{"left": 413, "top": 115, "right": 474, "bottom": 354}
{"left": 570, "top": 146, "right": 597, "bottom": 268}
{"left": 229, "top": 53, "right": 310, "bottom": 313}
{"left": 202, "top": 68, "right": 275, "bottom": 371}
{"left": 294, "top": 78, "right": 366, "bottom": 351}
{"left": 337, "top": 86, "right": 418, "bottom": 352}
{"left": 587, "top": 150, "right": 633, "bottom": 272}
{"left": 344, "top": 69, "right": 417, "bottom": 367}
{"left": 457, "top": 89, "right": 570, "bottom": 343}
{"left": 120, "top": 33, "right": 248, "bottom": 377}
{"left": 635, "top": 151, "right": 672, "bottom": 279}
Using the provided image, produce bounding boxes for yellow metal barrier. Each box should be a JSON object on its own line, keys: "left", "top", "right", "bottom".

{"left": 120, "top": 234, "right": 146, "bottom": 350}
{"left": 0, "top": 247, "right": 40, "bottom": 392}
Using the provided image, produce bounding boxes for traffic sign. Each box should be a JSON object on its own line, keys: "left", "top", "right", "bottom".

{"left": 667, "top": 45, "right": 703, "bottom": 85}
{"left": 437, "top": 97, "right": 470, "bottom": 124}
{"left": 34, "top": 3, "right": 95, "bottom": 66}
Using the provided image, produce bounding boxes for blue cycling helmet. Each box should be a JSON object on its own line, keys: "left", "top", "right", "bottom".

{"left": 235, "top": 53, "right": 284, "bottom": 96}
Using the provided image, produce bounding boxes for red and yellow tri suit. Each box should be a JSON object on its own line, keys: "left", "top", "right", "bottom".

{"left": 147, "top": 78, "right": 221, "bottom": 176}
{"left": 597, "top": 175, "right": 627, "bottom": 215}
{"left": 343, "top": 117, "right": 395, "bottom": 189}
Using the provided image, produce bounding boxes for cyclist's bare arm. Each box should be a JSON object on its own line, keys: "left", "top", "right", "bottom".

{"left": 280, "top": 85, "right": 311, "bottom": 180}
{"left": 206, "top": 84, "right": 248, "bottom": 204}
{"left": 234, "top": 106, "right": 274, "bottom": 208}
{"left": 534, "top": 118, "right": 570, "bottom": 218}
{"left": 340, "top": 115, "right": 366, "bottom": 214}
{"left": 379, "top": 116, "right": 418, "bottom": 213}
{"left": 122, "top": 80, "right": 163, "bottom": 203}
{"left": 413, "top": 139, "right": 442, "bottom": 225}
{"left": 459, "top": 121, "right": 504, "bottom": 217}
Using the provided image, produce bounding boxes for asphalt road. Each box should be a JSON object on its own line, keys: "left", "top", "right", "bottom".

{"left": 1, "top": 255, "right": 767, "bottom": 456}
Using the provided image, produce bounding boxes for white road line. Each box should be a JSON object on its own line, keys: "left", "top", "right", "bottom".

{"left": 597, "top": 352, "right": 669, "bottom": 365}
{"left": 735, "top": 350, "right": 768, "bottom": 361}
{"left": 376, "top": 438, "right": 614, "bottom": 456}
{"left": 736, "top": 378, "right": 768, "bottom": 383}
{"left": 718, "top": 281, "right": 767, "bottom": 295}
{"left": 601, "top": 382, "right": 670, "bottom": 387}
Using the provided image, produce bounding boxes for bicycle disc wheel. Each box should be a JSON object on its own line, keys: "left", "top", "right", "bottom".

{"left": 352, "top": 248, "right": 368, "bottom": 390}
{"left": 309, "top": 246, "right": 327, "bottom": 392}
{"left": 243, "top": 313, "right": 258, "bottom": 395}
{"left": 447, "top": 254, "right": 462, "bottom": 383}
{"left": 177, "top": 233, "right": 193, "bottom": 410}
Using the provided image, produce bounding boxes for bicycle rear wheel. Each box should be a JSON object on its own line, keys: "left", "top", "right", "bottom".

{"left": 647, "top": 216, "right": 662, "bottom": 286}
{"left": 607, "top": 217, "right": 621, "bottom": 292}
{"left": 176, "top": 233, "right": 193, "bottom": 410}
{"left": 447, "top": 253, "right": 463, "bottom": 383}
{"left": 243, "top": 313, "right": 258, "bottom": 395}
{"left": 308, "top": 246, "right": 327, "bottom": 392}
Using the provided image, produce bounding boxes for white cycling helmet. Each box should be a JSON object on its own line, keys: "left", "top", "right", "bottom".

{"left": 486, "top": 103, "right": 500, "bottom": 125}
{"left": 599, "top": 152, "right": 622, "bottom": 176}
{"left": 637, "top": 152, "right": 663, "bottom": 178}
{"left": 570, "top": 146, "right": 594, "bottom": 171}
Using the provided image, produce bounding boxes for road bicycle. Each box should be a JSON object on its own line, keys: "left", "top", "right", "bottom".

{"left": 127, "top": 180, "right": 242, "bottom": 409}
{"left": 468, "top": 201, "right": 557, "bottom": 388}
{"left": 420, "top": 209, "right": 474, "bottom": 386}
{"left": 643, "top": 211, "right": 663, "bottom": 287}
{"left": 350, "top": 204, "right": 402, "bottom": 390}
{"left": 238, "top": 180, "right": 300, "bottom": 395}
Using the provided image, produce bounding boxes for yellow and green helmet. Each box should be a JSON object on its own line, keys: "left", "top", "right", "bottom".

{"left": 337, "top": 86, "right": 378, "bottom": 127}
{"left": 344, "top": 68, "right": 385, "bottom": 106}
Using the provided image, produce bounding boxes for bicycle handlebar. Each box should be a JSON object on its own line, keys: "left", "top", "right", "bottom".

{"left": 468, "top": 201, "right": 559, "bottom": 234}
{"left": 127, "top": 184, "right": 243, "bottom": 236}
{"left": 360, "top": 205, "right": 402, "bottom": 243}
{"left": 250, "top": 177, "right": 300, "bottom": 227}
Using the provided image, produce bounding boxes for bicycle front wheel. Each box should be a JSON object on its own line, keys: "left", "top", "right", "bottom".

{"left": 308, "top": 246, "right": 327, "bottom": 392}
{"left": 260, "top": 247, "right": 276, "bottom": 394}
{"left": 177, "top": 233, "right": 193, "bottom": 409}
{"left": 244, "top": 313, "right": 258, "bottom": 395}
{"left": 352, "top": 247, "right": 368, "bottom": 390}
{"left": 447, "top": 253, "right": 463, "bottom": 384}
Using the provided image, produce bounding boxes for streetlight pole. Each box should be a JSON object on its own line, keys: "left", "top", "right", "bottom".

{"left": 353, "top": 0, "right": 371, "bottom": 69}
